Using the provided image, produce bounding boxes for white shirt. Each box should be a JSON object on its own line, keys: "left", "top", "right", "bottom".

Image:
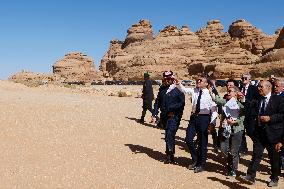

{"left": 243, "top": 84, "right": 250, "bottom": 96}
{"left": 177, "top": 83, "right": 217, "bottom": 123}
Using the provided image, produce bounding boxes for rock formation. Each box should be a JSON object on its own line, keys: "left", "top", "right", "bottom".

{"left": 101, "top": 19, "right": 206, "bottom": 80}
{"left": 9, "top": 70, "right": 58, "bottom": 86}
{"left": 53, "top": 52, "right": 101, "bottom": 82}
{"left": 228, "top": 19, "right": 278, "bottom": 55}
{"left": 9, "top": 19, "right": 284, "bottom": 83}
{"left": 249, "top": 27, "right": 284, "bottom": 77}
{"left": 123, "top": 19, "right": 153, "bottom": 48}
{"left": 101, "top": 19, "right": 283, "bottom": 79}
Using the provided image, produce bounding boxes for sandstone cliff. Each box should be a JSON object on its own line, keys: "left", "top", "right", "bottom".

{"left": 101, "top": 19, "right": 207, "bottom": 80}
{"left": 53, "top": 52, "right": 101, "bottom": 82}
{"left": 100, "top": 19, "right": 282, "bottom": 80}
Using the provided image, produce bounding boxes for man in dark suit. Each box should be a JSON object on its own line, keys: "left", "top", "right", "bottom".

{"left": 239, "top": 73, "right": 260, "bottom": 156}
{"left": 274, "top": 79, "right": 284, "bottom": 170}
{"left": 152, "top": 71, "right": 185, "bottom": 164}
{"left": 241, "top": 80, "right": 284, "bottom": 187}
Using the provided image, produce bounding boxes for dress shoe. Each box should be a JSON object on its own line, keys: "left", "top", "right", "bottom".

{"left": 226, "top": 170, "right": 236, "bottom": 178}
{"left": 187, "top": 162, "right": 197, "bottom": 170}
{"left": 164, "top": 154, "right": 175, "bottom": 164}
{"left": 268, "top": 180, "right": 278, "bottom": 187}
{"left": 139, "top": 119, "right": 145, "bottom": 124}
{"left": 240, "top": 175, "right": 255, "bottom": 185}
{"left": 194, "top": 166, "right": 204, "bottom": 173}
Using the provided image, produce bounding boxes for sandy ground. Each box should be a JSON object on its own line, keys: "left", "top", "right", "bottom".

{"left": 0, "top": 80, "right": 283, "bottom": 189}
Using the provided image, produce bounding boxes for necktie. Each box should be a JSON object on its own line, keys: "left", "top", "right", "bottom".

{"left": 259, "top": 97, "right": 267, "bottom": 116}
{"left": 242, "top": 87, "right": 246, "bottom": 96}
{"left": 195, "top": 90, "right": 202, "bottom": 114}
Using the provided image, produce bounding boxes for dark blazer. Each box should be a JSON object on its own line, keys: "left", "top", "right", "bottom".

{"left": 252, "top": 94, "right": 284, "bottom": 143}
{"left": 241, "top": 85, "right": 260, "bottom": 125}
{"left": 152, "top": 85, "right": 185, "bottom": 119}
{"left": 242, "top": 85, "right": 260, "bottom": 102}
{"left": 142, "top": 79, "right": 154, "bottom": 103}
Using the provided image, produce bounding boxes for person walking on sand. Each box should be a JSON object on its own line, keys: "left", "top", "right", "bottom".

{"left": 152, "top": 71, "right": 185, "bottom": 164}
{"left": 175, "top": 76, "right": 217, "bottom": 173}
{"left": 139, "top": 72, "right": 154, "bottom": 123}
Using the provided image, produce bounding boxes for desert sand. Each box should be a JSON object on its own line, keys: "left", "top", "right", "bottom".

{"left": 0, "top": 80, "right": 283, "bottom": 189}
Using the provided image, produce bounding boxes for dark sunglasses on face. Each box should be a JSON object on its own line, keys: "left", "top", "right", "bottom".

{"left": 228, "top": 90, "right": 235, "bottom": 93}
{"left": 241, "top": 77, "right": 248, "bottom": 80}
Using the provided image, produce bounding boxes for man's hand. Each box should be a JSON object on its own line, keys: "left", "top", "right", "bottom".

{"left": 227, "top": 117, "right": 236, "bottom": 125}
{"left": 207, "top": 123, "right": 215, "bottom": 134}
{"left": 237, "top": 92, "right": 245, "bottom": 101}
{"left": 260, "top": 116, "right": 270, "bottom": 123}
{"left": 275, "top": 142, "right": 283, "bottom": 152}
{"left": 168, "top": 112, "right": 174, "bottom": 117}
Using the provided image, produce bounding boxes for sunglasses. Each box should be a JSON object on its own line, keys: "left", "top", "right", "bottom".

{"left": 227, "top": 90, "right": 236, "bottom": 93}
{"left": 241, "top": 77, "right": 248, "bottom": 80}
{"left": 197, "top": 79, "right": 203, "bottom": 83}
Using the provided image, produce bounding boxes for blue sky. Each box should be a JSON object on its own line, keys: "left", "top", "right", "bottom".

{"left": 0, "top": 0, "right": 283, "bottom": 79}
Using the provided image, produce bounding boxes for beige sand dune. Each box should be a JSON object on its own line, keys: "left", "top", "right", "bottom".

{"left": 0, "top": 81, "right": 283, "bottom": 189}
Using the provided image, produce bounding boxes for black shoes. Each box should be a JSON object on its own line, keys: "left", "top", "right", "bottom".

{"left": 194, "top": 166, "right": 204, "bottom": 173}
{"left": 240, "top": 174, "right": 255, "bottom": 185}
{"left": 164, "top": 154, "right": 175, "bottom": 164}
{"left": 187, "top": 162, "right": 197, "bottom": 170}
{"left": 188, "top": 162, "right": 204, "bottom": 173}
{"left": 139, "top": 118, "right": 145, "bottom": 124}
{"left": 268, "top": 180, "right": 278, "bottom": 187}
{"left": 226, "top": 170, "right": 236, "bottom": 178}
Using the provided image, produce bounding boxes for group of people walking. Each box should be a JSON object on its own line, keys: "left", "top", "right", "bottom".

{"left": 140, "top": 71, "right": 284, "bottom": 187}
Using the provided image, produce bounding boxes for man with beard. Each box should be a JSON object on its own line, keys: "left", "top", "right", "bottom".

{"left": 152, "top": 71, "right": 185, "bottom": 164}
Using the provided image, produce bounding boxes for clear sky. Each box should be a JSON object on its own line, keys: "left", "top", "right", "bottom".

{"left": 0, "top": 0, "right": 283, "bottom": 79}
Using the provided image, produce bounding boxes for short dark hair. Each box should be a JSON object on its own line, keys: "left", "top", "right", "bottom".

{"left": 226, "top": 79, "right": 237, "bottom": 86}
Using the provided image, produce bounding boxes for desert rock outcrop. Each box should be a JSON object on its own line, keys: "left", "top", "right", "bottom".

{"left": 100, "top": 19, "right": 206, "bottom": 80}
{"left": 53, "top": 52, "right": 101, "bottom": 82}
{"left": 101, "top": 19, "right": 282, "bottom": 79}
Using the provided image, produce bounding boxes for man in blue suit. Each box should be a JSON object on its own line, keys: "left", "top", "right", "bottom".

{"left": 152, "top": 71, "right": 185, "bottom": 164}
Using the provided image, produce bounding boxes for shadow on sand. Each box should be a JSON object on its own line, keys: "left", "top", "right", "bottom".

{"left": 125, "top": 117, "right": 271, "bottom": 186}
{"left": 207, "top": 176, "right": 250, "bottom": 189}
{"left": 125, "top": 116, "right": 162, "bottom": 130}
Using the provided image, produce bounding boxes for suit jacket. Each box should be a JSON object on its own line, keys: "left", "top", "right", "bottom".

{"left": 152, "top": 85, "right": 185, "bottom": 119}
{"left": 252, "top": 94, "right": 284, "bottom": 143}
{"left": 239, "top": 84, "right": 259, "bottom": 103}
{"left": 241, "top": 85, "right": 260, "bottom": 126}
